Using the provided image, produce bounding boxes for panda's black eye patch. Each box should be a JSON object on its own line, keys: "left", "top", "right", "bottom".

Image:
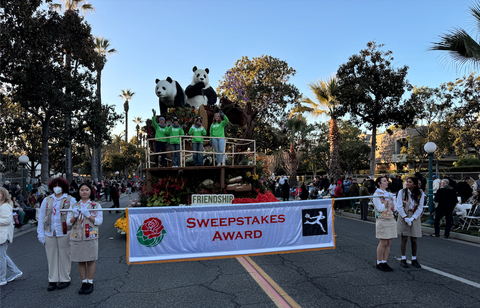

{"left": 196, "top": 74, "right": 200, "bottom": 77}
{"left": 162, "top": 87, "right": 166, "bottom": 90}
{"left": 203, "top": 74, "right": 206, "bottom": 78}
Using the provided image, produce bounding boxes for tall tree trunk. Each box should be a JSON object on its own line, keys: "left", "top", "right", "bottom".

{"left": 65, "top": 110, "right": 73, "bottom": 182}
{"left": 96, "top": 146, "right": 102, "bottom": 181}
{"left": 125, "top": 104, "right": 128, "bottom": 143}
{"left": 41, "top": 119, "right": 50, "bottom": 182}
{"left": 328, "top": 118, "right": 341, "bottom": 181}
{"left": 96, "top": 68, "right": 103, "bottom": 182}
{"left": 288, "top": 143, "right": 298, "bottom": 188}
{"left": 90, "top": 145, "right": 98, "bottom": 182}
{"left": 369, "top": 125, "right": 377, "bottom": 177}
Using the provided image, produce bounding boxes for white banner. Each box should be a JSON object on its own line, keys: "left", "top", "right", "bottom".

{"left": 127, "top": 199, "right": 335, "bottom": 264}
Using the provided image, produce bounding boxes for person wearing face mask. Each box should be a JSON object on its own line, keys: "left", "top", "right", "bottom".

{"left": 151, "top": 109, "right": 170, "bottom": 167}
{"left": 169, "top": 117, "right": 185, "bottom": 167}
{"left": 188, "top": 116, "right": 207, "bottom": 166}
{"left": 37, "top": 177, "right": 76, "bottom": 291}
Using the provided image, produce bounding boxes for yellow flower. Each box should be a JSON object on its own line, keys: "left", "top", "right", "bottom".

{"left": 253, "top": 174, "right": 259, "bottom": 180}
{"left": 246, "top": 172, "right": 251, "bottom": 178}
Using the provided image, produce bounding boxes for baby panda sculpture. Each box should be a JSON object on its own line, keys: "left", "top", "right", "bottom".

{"left": 185, "top": 66, "right": 217, "bottom": 109}
{"left": 155, "top": 77, "right": 186, "bottom": 114}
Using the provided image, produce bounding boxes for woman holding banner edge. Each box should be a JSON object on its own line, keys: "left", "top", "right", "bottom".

{"left": 372, "top": 176, "right": 397, "bottom": 271}
{"left": 67, "top": 183, "right": 103, "bottom": 294}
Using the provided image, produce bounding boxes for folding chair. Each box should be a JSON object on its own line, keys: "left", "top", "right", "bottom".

{"left": 461, "top": 204, "right": 479, "bottom": 230}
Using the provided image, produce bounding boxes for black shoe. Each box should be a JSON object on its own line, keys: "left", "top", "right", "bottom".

{"left": 83, "top": 282, "right": 93, "bottom": 294}
{"left": 78, "top": 283, "right": 87, "bottom": 294}
{"left": 116, "top": 211, "right": 121, "bottom": 213}
{"left": 430, "top": 234, "right": 439, "bottom": 237}
{"left": 376, "top": 263, "right": 389, "bottom": 271}
{"left": 400, "top": 260, "right": 409, "bottom": 268}
{"left": 57, "top": 281, "right": 70, "bottom": 290}
{"left": 47, "top": 282, "right": 57, "bottom": 291}
{"left": 411, "top": 260, "right": 422, "bottom": 268}
{"left": 444, "top": 235, "right": 449, "bottom": 239}
{"left": 383, "top": 263, "right": 393, "bottom": 271}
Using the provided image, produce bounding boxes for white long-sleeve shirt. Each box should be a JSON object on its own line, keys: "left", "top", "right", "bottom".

{"left": 395, "top": 189, "right": 424, "bottom": 219}
{"left": 372, "top": 188, "right": 395, "bottom": 212}
{"left": 37, "top": 194, "right": 76, "bottom": 237}
{"left": 66, "top": 200, "right": 103, "bottom": 227}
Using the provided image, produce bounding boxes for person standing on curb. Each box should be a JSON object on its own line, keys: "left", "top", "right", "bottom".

{"left": 359, "top": 181, "right": 371, "bottom": 221}
{"left": 372, "top": 176, "right": 397, "bottom": 272}
{"left": 433, "top": 179, "right": 457, "bottom": 238}
{"left": 395, "top": 177, "right": 424, "bottom": 268}
{"left": 0, "top": 187, "right": 23, "bottom": 286}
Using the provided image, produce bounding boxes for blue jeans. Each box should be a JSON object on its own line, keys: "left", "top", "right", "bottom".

{"left": 155, "top": 141, "right": 167, "bottom": 167}
{"left": 212, "top": 138, "right": 225, "bottom": 165}
{"left": 0, "top": 241, "right": 21, "bottom": 284}
{"left": 171, "top": 144, "right": 180, "bottom": 166}
{"left": 192, "top": 143, "right": 203, "bottom": 166}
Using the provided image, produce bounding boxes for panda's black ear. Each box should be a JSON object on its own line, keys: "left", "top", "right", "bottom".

{"left": 205, "top": 68, "right": 209, "bottom": 74}
{"left": 192, "top": 66, "right": 197, "bottom": 72}
{"left": 166, "top": 77, "right": 173, "bottom": 83}
{"left": 155, "top": 79, "right": 160, "bottom": 84}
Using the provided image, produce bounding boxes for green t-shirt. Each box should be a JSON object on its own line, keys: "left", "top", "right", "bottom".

{"left": 188, "top": 125, "right": 207, "bottom": 143}
{"left": 209, "top": 115, "right": 229, "bottom": 138}
{"left": 151, "top": 116, "right": 170, "bottom": 142}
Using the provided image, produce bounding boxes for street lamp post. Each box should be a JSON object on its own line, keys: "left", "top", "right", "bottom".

{"left": 18, "top": 155, "right": 29, "bottom": 199}
{"left": 424, "top": 142, "right": 437, "bottom": 225}
{"left": 116, "top": 171, "right": 119, "bottom": 180}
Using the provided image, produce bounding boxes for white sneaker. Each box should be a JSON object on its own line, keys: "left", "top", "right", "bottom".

{"left": 7, "top": 271, "right": 22, "bottom": 282}
{"left": 0, "top": 280, "right": 6, "bottom": 286}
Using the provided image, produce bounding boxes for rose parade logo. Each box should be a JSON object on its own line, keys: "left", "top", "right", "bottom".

{"left": 136, "top": 217, "right": 166, "bottom": 247}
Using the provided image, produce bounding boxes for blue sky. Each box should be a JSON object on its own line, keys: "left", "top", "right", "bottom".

{"left": 82, "top": 0, "right": 474, "bottom": 139}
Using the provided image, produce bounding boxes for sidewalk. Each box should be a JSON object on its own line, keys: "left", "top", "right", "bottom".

{"left": 13, "top": 193, "right": 133, "bottom": 238}
{"left": 335, "top": 209, "right": 480, "bottom": 245}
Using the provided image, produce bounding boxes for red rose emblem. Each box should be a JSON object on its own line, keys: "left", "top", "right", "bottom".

{"left": 141, "top": 217, "right": 164, "bottom": 239}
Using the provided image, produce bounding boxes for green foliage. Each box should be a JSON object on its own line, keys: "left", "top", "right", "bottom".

{"left": 217, "top": 55, "right": 302, "bottom": 149}
{"left": 454, "top": 156, "right": 480, "bottom": 167}
{"left": 429, "top": 0, "right": 480, "bottom": 70}
{"left": 337, "top": 41, "right": 412, "bottom": 175}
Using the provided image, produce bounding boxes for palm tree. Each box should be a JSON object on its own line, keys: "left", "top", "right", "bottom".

{"left": 284, "top": 115, "right": 311, "bottom": 188}
{"left": 50, "top": 0, "right": 95, "bottom": 182}
{"left": 430, "top": 1, "right": 480, "bottom": 70}
{"left": 290, "top": 76, "right": 342, "bottom": 182}
{"left": 132, "top": 117, "right": 143, "bottom": 147}
{"left": 119, "top": 89, "right": 135, "bottom": 143}
{"left": 94, "top": 37, "right": 116, "bottom": 180}
{"left": 50, "top": 0, "right": 95, "bottom": 14}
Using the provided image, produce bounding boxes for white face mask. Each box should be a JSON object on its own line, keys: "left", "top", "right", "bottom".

{"left": 53, "top": 187, "right": 63, "bottom": 195}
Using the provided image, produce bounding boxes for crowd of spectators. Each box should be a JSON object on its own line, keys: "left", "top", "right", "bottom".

{"left": 1, "top": 177, "right": 143, "bottom": 229}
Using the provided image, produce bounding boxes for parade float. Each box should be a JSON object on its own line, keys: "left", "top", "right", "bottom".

{"left": 115, "top": 67, "right": 277, "bottom": 234}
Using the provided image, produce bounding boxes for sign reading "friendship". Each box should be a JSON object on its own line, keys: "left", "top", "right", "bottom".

{"left": 191, "top": 194, "right": 234, "bottom": 205}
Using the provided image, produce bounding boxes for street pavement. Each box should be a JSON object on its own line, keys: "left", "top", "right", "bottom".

{"left": 1, "top": 194, "right": 479, "bottom": 308}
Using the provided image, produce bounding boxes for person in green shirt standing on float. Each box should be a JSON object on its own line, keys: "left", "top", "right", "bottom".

{"left": 188, "top": 116, "right": 207, "bottom": 166}
{"left": 210, "top": 111, "right": 229, "bottom": 165}
{"left": 169, "top": 116, "right": 185, "bottom": 167}
{"left": 151, "top": 109, "right": 170, "bottom": 167}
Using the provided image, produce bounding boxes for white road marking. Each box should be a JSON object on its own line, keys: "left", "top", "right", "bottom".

{"left": 397, "top": 259, "right": 480, "bottom": 289}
